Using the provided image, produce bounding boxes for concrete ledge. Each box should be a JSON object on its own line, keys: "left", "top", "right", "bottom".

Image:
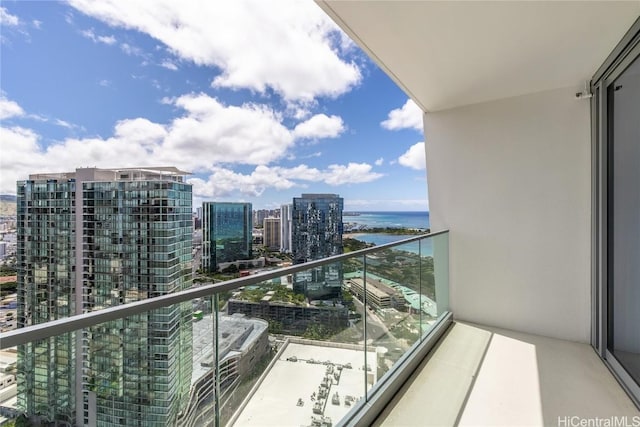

{"left": 374, "top": 322, "right": 640, "bottom": 426}
{"left": 374, "top": 322, "right": 491, "bottom": 426}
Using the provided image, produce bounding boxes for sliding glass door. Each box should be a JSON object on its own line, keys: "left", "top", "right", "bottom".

{"left": 594, "top": 18, "right": 640, "bottom": 406}
{"left": 607, "top": 50, "right": 640, "bottom": 387}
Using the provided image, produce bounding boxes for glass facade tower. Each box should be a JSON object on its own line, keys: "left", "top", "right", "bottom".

{"left": 291, "top": 194, "right": 344, "bottom": 301}
{"left": 201, "top": 202, "right": 252, "bottom": 272}
{"left": 16, "top": 167, "right": 193, "bottom": 427}
{"left": 16, "top": 178, "right": 77, "bottom": 424}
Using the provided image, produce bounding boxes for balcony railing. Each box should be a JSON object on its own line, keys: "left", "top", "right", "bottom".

{"left": 0, "top": 230, "right": 450, "bottom": 427}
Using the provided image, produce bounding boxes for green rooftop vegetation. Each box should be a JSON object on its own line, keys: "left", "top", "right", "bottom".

{"left": 235, "top": 284, "right": 306, "bottom": 305}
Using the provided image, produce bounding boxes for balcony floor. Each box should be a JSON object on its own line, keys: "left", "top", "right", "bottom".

{"left": 374, "top": 322, "right": 640, "bottom": 426}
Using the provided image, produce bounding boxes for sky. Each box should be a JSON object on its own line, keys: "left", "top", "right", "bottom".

{"left": 0, "top": 0, "right": 428, "bottom": 211}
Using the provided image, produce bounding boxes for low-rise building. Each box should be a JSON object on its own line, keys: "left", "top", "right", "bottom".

{"left": 0, "top": 349, "right": 17, "bottom": 416}
{"left": 227, "top": 299, "right": 348, "bottom": 335}
{"left": 179, "top": 313, "right": 269, "bottom": 427}
{"left": 0, "top": 294, "right": 17, "bottom": 332}
{"left": 344, "top": 277, "right": 402, "bottom": 311}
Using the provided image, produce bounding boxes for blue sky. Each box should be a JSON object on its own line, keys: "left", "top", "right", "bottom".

{"left": 0, "top": 1, "right": 428, "bottom": 211}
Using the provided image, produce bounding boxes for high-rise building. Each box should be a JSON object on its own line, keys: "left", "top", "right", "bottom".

{"left": 16, "top": 167, "right": 193, "bottom": 426}
{"left": 280, "top": 203, "right": 292, "bottom": 253}
{"left": 263, "top": 218, "right": 281, "bottom": 251}
{"left": 252, "top": 209, "right": 267, "bottom": 227}
{"left": 291, "top": 194, "right": 344, "bottom": 300}
{"left": 202, "top": 202, "right": 252, "bottom": 272}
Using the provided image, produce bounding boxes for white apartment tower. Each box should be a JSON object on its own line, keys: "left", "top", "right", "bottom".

{"left": 280, "top": 204, "right": 292, "bottom": 253}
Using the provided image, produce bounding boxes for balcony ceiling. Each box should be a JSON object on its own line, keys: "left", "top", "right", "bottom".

{"left": 318, "top": 1, "right": 640, "bottom": 112}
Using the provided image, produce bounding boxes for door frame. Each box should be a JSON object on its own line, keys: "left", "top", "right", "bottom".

{"left": 592, "top": 17, "right": 640, "bottom": 408}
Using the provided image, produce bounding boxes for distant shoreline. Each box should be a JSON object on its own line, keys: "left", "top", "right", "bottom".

{"left": 344, "top": 227, "right": 429, "bottom": 239}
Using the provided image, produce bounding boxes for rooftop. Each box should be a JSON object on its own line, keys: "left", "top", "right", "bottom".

{"left": 27, "top": 166, "right": 189, "bottom": 181}
{"left": 232, "top": 341, "right": 377, "bottom": 426}
{"left": 191, "top": 313, "right": 268, "bottom": 385}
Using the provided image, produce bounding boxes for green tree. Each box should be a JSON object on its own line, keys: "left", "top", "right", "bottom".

{"left": 268, "top": 320, "right": 283, "bottom": 334}
{"left": 222, "top": 264, "right": 239, "bottom": 274}
{"left": 0, "top": 265, "right": 16, "bottom": 276}
{"left": 343, "top": 238, "right": 371, "bottom": 252}
{"left": 341, "top": 290, "right": 354, "bottom": 310}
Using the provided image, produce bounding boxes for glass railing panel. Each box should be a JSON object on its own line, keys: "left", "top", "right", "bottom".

{"left": 361, "top": 240, "right": 422, "bottom": 381}
{"left": 421, "top": 232, "right": 449, "bottom": 338}
{"left": 418, "top": 235, "right": 436, "bottom": 337}
{"left": 182, "top": 296, "right": 216, "bottom": 427}
{"left": 14, "top": 329, "right": 77, "bottom": 424}
{"left": 9, "top": 302, "right": 196, "bottom": 427}
{"left": 226, "top": 256, "right": 367, "bottom": 427}
{"left": 1, "top": 231, "right": 450, "bottom": 427}
{"left": 92, "top": 302, "right": 195, "bottom": 427}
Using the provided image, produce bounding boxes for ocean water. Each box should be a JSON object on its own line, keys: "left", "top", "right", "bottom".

{"left": 343, "top": 211, "right": 430, "bottom": 231}
{"left": 343, "top": 211, "right": 432, "bottom": 255}
{"left": 347, "top": 233, "right": 431, "bottom": 255}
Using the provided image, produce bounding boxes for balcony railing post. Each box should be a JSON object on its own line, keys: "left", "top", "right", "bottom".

{"left": 419, "top": 238, "right": 423, "bottom": 338}
{"left": 434, "top": 233, "right": 450, "bottom": 316}
{"left": 363, "top": 254, "right": 368, "bottom": 400}
{"left": 213, "top": 293, "right": 220, "bottom": 427}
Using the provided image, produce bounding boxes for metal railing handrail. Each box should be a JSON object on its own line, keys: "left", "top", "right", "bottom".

{"left": 0, "top": 229, "right": 448, "bottom": 349}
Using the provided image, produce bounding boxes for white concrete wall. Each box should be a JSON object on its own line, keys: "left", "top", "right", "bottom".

{"left": 424, "top": 86, "right": 591, "bottom": 343}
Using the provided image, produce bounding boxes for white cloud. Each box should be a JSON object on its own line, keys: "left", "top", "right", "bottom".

{"left": 99, "top": 79, "right": 111, "bottom": 87}
{"left": 398, "top": 142, "right": 426, "bottom": 170}
{"left": 0, "top": 126, "right": 43, "bottom": 193}
{"left": 4, "top": 92, "right": 294, "bottom": 177}
{"left": 189, "top": 166, "right": 296, "bottom": 198}
{"left": 293, "top": 114, "right": 344, "bottom": 140}
{"left": 285, "top": 104, "right": 312, "bottom": 120}
{"left": 374, "top": 157, "right": 384, "bottom": 166}
{"left": 381, "top": 99, "right": 423, "bottom": 131}
{"left": 162, "top": 93, "right": 294, "bottom": 168}
{"left": 54, "top": 119, "right": 76, "bottom": 130}
{"left": 150, "top": 79, "right": 163, "bottom": 91}
{"left": 32, "top": 20, "right": 42, "bottom": 29}
{"left": 68, "top": 0, "right": 361, "bottom": 102}
{"left": 0, "top": 97, "right": 82, "bottom": 130}
{"left": 80, "top": 28, "right": 116, "bottom": 45}
{"left": 274, "top": 163, "right": 383, "bottom": 186}
{"left": 324, "top": 163, "right": 383, "bottom": 185}
{"left": 160, "top": 60, "right": 178, "bottom": 71}
{"left": 275, "top": 164, "right": 325, "bottom": 182}
{"left": 0, "top": 96, "right": 24, "bottom": 119}
{"left": 120, "top": 42, "right": 144, "bottom": 57}
{"left": 0, "top": 93, "right": 294, "bottom": 191}
{"left": 188, "top": 162, "right": 383, "bottom": 198}
{"left": 0, "top": 7, "right": 19, "bottom": 26}
{"left": 1, "top": 93, "right": 291, "bottom": 172}
{"left": 0, "top": 92, "right": 382, "bottom": 196}
{"left": 98, "top": 35, "right": 116, "bottom": 45}
{"left": 114, "top": 117, "right": 166, "bottom": 146}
